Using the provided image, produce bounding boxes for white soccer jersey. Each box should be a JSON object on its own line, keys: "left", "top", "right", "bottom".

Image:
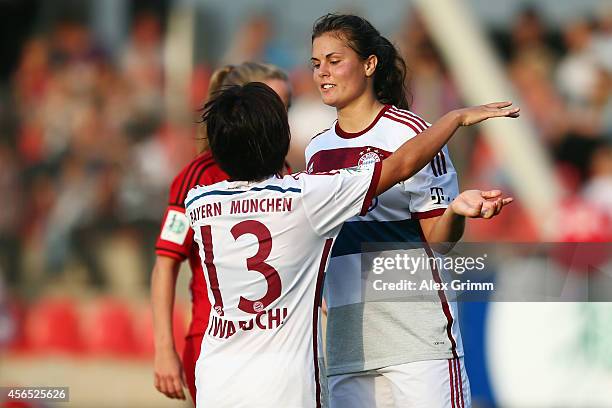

{"left": 185, "top": 164, "right": 381, "bottom": 408}
{"left": 305, "top": 105, "right": 464, "bottom": 376}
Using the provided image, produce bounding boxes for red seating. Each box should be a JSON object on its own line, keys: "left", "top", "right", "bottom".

{"left": 3, "top": 299, "right": 27, "bottom": 353}
{"left": 82, "top": 298, "right": 138, "bottom": 357}
{"left": 9, "top": 296, "right": 189, "bottom": 361}
{"left": 3, "top": 400, "right": 35, "bottom": 408}
{"left": 24, "top": 298, "right": 84, "bottom": 355}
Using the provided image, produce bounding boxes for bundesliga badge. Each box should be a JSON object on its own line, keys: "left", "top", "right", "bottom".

{"left": 358, "top": 147, "right": 383, "bottom": 169}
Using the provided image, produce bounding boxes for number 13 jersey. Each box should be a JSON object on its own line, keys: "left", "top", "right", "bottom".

{"left": 185, "top": 164, "right": 381, "bottom": 408}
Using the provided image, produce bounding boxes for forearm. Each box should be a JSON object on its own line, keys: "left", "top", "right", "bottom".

{"left": 420, "top": 207, "right": 465, "bottom": 253}
{"left": 377, "top": 102, "right": 518, "bottom": 196}
{"left": 151, "top": 257, "right": 181, "bottom": 352}
{"left": 396, "top": 111, "right": 460, "bottom": 180}
{"left": 378, "top": 111, "right": 460, "bottom": 194}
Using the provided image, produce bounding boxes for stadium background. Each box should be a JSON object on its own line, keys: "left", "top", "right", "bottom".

{"left": 0, "top": 0, "right": 610, "bottom": 406}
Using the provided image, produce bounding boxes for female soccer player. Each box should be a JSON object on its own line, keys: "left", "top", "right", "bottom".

{"left": 151, "top": 62, "right": 291, "bottom": 403}
{"left": 307, "top": 13, "right": 512, "bottom": 408}
{"left": 189, "top": 83, "right": 516, "bottom": 407}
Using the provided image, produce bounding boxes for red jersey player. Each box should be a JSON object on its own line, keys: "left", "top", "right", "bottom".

{"left": 151, "top": 62, "right": 291, "bottom": 402}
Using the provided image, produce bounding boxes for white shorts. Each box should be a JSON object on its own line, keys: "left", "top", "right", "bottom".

{"left": 328, "top": 357, "right": 471, "bottom": 408}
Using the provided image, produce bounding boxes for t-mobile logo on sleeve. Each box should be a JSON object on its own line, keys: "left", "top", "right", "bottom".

{"left": 430, "top": 187, "right": 445, "bottom": 204}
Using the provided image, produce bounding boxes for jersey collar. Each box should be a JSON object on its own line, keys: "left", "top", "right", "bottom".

{"left": 335, "top": 105, "right": 390, "bottom": 139}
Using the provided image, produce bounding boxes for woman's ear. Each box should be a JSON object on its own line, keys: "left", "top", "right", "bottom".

{"left": 364, "top": 55, "right": 378, "bottom": 77}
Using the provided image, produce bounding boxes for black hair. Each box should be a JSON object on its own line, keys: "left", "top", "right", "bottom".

{"left": 312, "top": 13, "right": 410, "bottom": 109}
{"left": 201, "top": 82, "right": 290, "bottom": 181}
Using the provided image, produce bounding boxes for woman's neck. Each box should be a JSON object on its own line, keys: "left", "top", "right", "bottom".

{"left": 336, "top": 96, "right": 385, "bottom": 133}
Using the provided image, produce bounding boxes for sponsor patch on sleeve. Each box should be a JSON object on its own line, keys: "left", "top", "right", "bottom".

{"left": 160, "top": 209, "right": 190, "bottom": 245}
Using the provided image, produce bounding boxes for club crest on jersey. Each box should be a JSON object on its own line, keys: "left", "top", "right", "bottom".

{"left": 358, "top": 147, "right": 383, "bottom": 169}
{"left": 253, "top": 301, "right": 264, "bottom": 313}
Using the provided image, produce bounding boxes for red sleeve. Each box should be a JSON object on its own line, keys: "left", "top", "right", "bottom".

{"left": 411, "top": 208, "right": 446, "bottom": 219}
{"left": 155, "top": 205, "right": 193, "bottom": 261}
{"left": 156, "top": 153, "right": 228, "bottom": 260}
{"left": 168, "top": 157, "right": 207, "bottom": 206}
{"left": 196, "top": 163, "right": 228, "bottom": 187}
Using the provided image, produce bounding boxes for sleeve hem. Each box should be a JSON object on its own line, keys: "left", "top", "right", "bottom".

{"left": 411, "top": 208, "right": 446, "bottom": 220}
{"left": 165, "top": 204, "right": 187, "bottom": 212}
{"left": 360, "top": 161, "right": 382, "bottom": 216}
{"left": 155, "top": 247, "right": 188, "bottom": 261}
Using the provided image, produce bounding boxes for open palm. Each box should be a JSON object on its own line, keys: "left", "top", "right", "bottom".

{"left": 451, "top": 189, "right": 513, "bottom": 219}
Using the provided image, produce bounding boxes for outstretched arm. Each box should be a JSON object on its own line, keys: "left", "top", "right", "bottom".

{"left": 376, "top": 102, "right": 519, "bottom": 196}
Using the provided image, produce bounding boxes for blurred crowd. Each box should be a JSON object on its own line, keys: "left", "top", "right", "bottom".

{"left": 504, "top": 9, "right": 612, "bottom": 143}
{"left": 0, "top": 6, "right": 610, "bottom": 297}
{"left": 469, "top": 7, "right": 612, "bottom": 242}
{"left": 394, "top": 7, "right": 612, "bottom": 243}
{"left": 0, "top": 11, "right": 177, "bottom": 293}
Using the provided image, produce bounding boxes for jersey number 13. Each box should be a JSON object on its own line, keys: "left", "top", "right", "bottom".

{"left": 200, "top": 220, "right": 282, "bottom": 316}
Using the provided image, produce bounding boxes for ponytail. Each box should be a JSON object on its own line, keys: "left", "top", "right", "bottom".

{"left": 207, "top": 65, "right": 235, "bottom": 98}
{"left": 373, "top": 36, "right": 409, "bottom": 109}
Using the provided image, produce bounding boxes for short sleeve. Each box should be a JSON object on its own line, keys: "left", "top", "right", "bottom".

{"left": 156, "top": 154, "right": 226, "bottom": 260}
{"left": 403, "top": 146, "right": 459, "bottom": 219}
{"left": 155, "top": 204, "right": 193, "bottom": 260}
{"left": 301, "top": 161, "right": 382, "bottom": 236}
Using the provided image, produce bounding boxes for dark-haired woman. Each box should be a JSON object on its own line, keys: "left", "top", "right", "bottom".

{"left": 151, "top": 62, "right": 291, "bottom": 404}
{"left": 306, "top": 14, "right": 515, "bottom": 408}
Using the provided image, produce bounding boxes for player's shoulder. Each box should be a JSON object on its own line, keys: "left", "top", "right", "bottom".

{"left": 184, "top": 178, "right": 229, "bottom": 209}
{"left": 307, "top": 125, "right": 334, "bottom": 145}
{"left": 293, "top": 166, "right": 366, "bottom": 184}
{"left": 169, "top": 151, "right": 227, "bottom": 206}
{"left": 272, "top": 172, "right": 310, "bottom": 190}
{"left": 171, "top": 152, "right": 214, "bottom": 186}
{"left": 381, "top": 105, "right": 431, "bottom": 135}
{"left": 304, "top": 121, "right": 341, "bottom": 161}
{"left": 310, "top": 125, "right": 335, "bottom": 142}
{"left": 265, "top": 171, "right": 341, "bottom": 197}
{"left": 187, "top": 174, "right": 304, "bottom": 206}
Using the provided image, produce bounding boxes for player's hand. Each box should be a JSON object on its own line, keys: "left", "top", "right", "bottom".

{"left": 450, "top": 189, "right": 513, "bottom": 219}
{"left": 454, "top": 102, "right": 520, "bottom": 126}
{"left": 154, "top": 348, "right": 187, "bottom": 400}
